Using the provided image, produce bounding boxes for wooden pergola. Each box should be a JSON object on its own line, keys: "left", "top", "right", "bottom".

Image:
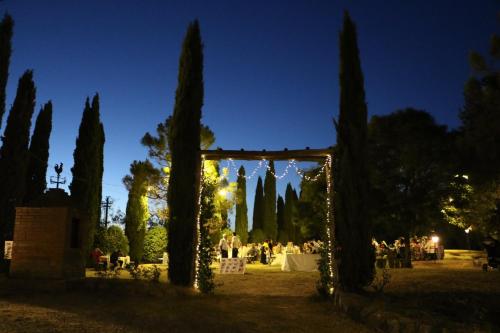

{"left": 199, "top": 147, "right": 333, "bottom": 161}
{"left": 195, "top": 146, "right": 337, "bottom": 293}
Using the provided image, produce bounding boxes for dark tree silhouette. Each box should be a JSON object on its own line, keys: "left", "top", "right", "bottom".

{"left": 263, "top": 160, "right": 277, "bottom": 240}
{"left": 25, "top": 101, "right": 52, "bottom": 203}
{"left": 235, "top": 166, "right": 248, "bottom": 244}
{"left": 276, "top": 195, "right": 286, "bottom": 243}
{"left": 368, "top": 109, "right": 451, "bottom": 266}
{"left": 334, "top": 12, "right": 374, "bottom": 292}
{"left": 458, "top": 33, "right": 500, "bottom": 235}
{"left": 283, "top": 183, "right": 295, "bottom": 242}
{"left": 0, "top": 70, "right": 36, "bottom": 270}
{"left": 167, "top": 20, "right": 204, "bottom": 286}
{"left": 70, "top": 94, "right": 104, "bottom": 260}
{"left": 252, "top": 176, "right": 265, "bottom": 231}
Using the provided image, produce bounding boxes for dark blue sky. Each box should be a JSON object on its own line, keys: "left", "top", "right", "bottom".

{"left": 1, "top": 1, "right": 498, "bottom": 225}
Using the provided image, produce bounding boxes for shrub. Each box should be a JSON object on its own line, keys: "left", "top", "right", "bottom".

{"left": 127, "top": 265, "right": 162, "bottom": 282}
{"left": 143, "top": 226, "right": 167, "bottom": 262}
{"left": 94, "top": 225, "right": 129, "bottom": 255}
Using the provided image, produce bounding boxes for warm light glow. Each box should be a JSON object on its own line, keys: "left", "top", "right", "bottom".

{"left": 432, "top": 236, "right": 439, "bottom": 243}
{"left": 218, "top": 188, "right": 227, "bottom": 197}
{"left": 465, "top": 226, "right": 472, "bottom": 234}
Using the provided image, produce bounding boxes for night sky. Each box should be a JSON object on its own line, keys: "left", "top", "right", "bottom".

{"left": 0, "top": 1, "right": 498, "bottom": 227}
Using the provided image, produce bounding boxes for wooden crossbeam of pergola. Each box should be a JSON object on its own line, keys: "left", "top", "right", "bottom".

{"left": 199, "top": 147, "right": 333, "bottom": 161}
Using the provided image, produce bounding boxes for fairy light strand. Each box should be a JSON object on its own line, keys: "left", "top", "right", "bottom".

{"left": 325, "top": 154, "right": 336, "bottom": 294}
{"left": 227, "top": 158, "right": 265, "bottom": 180}
{"left": 194, "top": 156, "right": 205, "bottom": 290}
{"left": 225, "top": 157, "right": 330, "bottom": 183}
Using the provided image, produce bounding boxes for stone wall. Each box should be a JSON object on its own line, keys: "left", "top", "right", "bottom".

{"left": 10, "top": 206, "right": 84, "bottom": 279}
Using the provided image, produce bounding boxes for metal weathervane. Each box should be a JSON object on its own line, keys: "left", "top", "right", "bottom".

{"left": 50, "top": 163, "right": 66, "bottom": 189}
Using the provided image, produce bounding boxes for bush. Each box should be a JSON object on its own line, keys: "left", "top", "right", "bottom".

{"left": 94, "top": 225, "right": 129, "bottom": 255}
{"left": 143, "top": 226, "right": 167, "bottom": 262}
{"left": 126, "top": 265, "right": 162, "bottom": 283}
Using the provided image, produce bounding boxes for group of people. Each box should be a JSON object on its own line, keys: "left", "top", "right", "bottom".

{"left": 373, "top": 235, "right": 444, "bottom": 268}
{"left": 217, "top": 234, "right": 323, "bottom": 264}
{"left": 90, "top": 247, "right": 127, "bottom": 270}
{"left": 218, "top": 232, "right": 242, "bottom": 258}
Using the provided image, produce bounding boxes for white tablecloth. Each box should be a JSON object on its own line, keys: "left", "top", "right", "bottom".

{"left": 271, "top": 253, "right": 284, "bottom": 266}
{"left": 281, "top": 253, "right": 320, "bottom": 272}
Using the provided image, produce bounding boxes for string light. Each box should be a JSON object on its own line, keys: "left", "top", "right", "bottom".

{"left": 227, "top": 158, "right": 265, "bottom": 180}
{"left": 194, "top": 156, "right": 205, "bottom": 290}
{"left": 265, "top": 160, "right": 294, "bottom": 180}
{"left": 324, "top": 154, "right": 337, "bottom": 295}
{"left": 225, "top": 157, "right": 330, "bottom": 183}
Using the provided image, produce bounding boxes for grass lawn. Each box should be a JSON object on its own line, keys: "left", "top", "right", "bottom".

{"left": 368, "top": 250, "right": 500, "bottom": 332}
{"left": 0, "top": 263, "right": 370, "bottom": 333}
{"left": 0, "top": 250, "right": 498, "bottom": 332}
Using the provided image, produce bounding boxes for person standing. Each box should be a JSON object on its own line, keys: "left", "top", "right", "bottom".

{"left": 231, "top": 232, "right": 242, "bottom": 258}
{"left": 219, "top": 234, "right": 229, "bottom": 258}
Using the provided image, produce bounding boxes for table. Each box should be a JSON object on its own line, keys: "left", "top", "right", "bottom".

{"left": 117, "top": 256, "right": 130, "bottom": 268}
{"left": 281, "top": 253, "right": 320, "bottom": 272}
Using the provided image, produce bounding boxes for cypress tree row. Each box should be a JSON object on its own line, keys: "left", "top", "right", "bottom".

{"left": 334, "top": 11, "right": 374, "bottom": 292}
{"left": 167, "top": 20, "right": 204, "bottom": 286}
{"left": 0, "top": 70, "right": 36, "bottom": 268}
{"left": 124, "top": 160, "right": 155, "bottom": 264}
{"left": 283, "top": 183, "right": 294, "bottom": 242}
{"left": 235, "top": 166, "right": 248, "bottom": 244}
{"left": 252, "top": 176, "right": 264, "bottom": 231}
{"left": 276, "top": 195, "right": 286, "bottom": 243}
{"left": 24, "top": 101, "right": 52, "bottom": 203}
{"left": 70, "top": 94, "right": 104, "bottom": 260}
{"left": 263, "top": 160, "right": 277, "bottom": 240}
{"left": 0, "top": 14, "right": 13, "bottom": 129}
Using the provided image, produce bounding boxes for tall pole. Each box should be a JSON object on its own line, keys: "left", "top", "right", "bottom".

{"left": 101, "top": 196, "right": 113, "bottom": 229}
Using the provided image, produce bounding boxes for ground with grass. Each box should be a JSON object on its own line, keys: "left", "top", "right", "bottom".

{"left": 369, "top": 251, "right": 500, "bottom": 332}
{"left": 0, "top": 250, "right": 498, "bottom": 332}
{"left": 0, "top": 264, "right": 370, "bottom": 333}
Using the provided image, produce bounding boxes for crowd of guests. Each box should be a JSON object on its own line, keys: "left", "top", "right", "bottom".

{"left": 373, "top": 235, "right": 444, "bottom": 268}
{"left": 217, "top": 233, "right": 323, "bottom": 264}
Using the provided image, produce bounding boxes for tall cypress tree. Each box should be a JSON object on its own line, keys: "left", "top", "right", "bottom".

{"left": 96, "top": 121, "right": 105, "bottom": 228}
{"left": 70, "top": 94, "right": 103, "bottom": 259}
{"left": 283, "top": 183, "right": 294, "bottom": 242}
{"left": 334, "top": 12, "right": 374, "bottom": 291}
{"left": 24, "top": 101, "right": 52, "bottom": 203}
{"left": 235, "top": 166, "right": 248, "bottom": 244}
{"left": 263, "top": 160, "right": 277, "bottom": 240}
{"left": 167, "top": 20, "right": 203, "bottom": 286}
{"left": 0, "top": 70, "right": 36, "bottom": 268}
{"left": 292, "top": 188, "right": 300, "bottom": 243}
{"left": 0, "top": 14, "right": 13, "bottom": 130}
{"left": 276, "top": 195, "right": 286, "bottom": 243}
{"left": 124, "top": 160, "right": 155, "bottom": 264}
{"left": 252, "top": 176, "right": 264, "bottom": 231}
